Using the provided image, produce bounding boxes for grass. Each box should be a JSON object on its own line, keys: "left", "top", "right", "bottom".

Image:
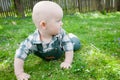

{"left": 0, "top": 12, "right": 120, "bottom": 80}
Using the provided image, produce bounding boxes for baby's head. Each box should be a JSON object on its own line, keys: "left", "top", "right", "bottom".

{"left": 32, "top": 1, "right": 63, "bottom": 35}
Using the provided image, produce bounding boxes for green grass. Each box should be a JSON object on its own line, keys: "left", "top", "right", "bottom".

{"left": 0, "top": 12, "right": 120, "bottom": 80}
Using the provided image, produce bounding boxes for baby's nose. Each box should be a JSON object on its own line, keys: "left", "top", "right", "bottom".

{"left": 60, "top": 21, "right": 63, "bottom": 26}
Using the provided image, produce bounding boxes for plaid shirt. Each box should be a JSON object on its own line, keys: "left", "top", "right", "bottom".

{"left": 15, "top": 28, "right": 73, "bottom": 60}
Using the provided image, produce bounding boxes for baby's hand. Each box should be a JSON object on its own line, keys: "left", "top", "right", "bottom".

{"left": 60, "top": 62, "right": 72, "bottom": 69}
{"left": 17, "top": 72, "right": 30, "bottom": 80}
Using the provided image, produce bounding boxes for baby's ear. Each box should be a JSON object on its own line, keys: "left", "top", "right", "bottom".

{"left": 40, "top": 21, "right": 46, "bottom": 29}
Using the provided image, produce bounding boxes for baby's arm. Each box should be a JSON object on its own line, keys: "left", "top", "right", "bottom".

{"left": 14, "top": 58, "right": 30, "bottom": 80}
{"left": 60, "top": 29, "right": 74, "bottom": 69}
{"left": 60, "top": 51, "right": 73, "bottom": 69}
{"left": 14, "top": 34, "right": 35, "bottom": 80}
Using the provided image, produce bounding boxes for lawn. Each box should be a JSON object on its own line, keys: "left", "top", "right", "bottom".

{"left": 0, "top": 12, "right": 120, "bottom": 80}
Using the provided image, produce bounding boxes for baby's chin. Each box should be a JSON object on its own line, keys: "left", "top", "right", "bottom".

{"left": 52, "top": 29, "right": 61, "bottom": 36}
{"left": 52, "top": 33, "right": 59, "bottom": 36}
{"left": 52, "top": 32, "right": 60, "bottom": 36}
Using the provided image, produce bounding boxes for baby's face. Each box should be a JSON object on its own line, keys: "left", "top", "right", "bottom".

{"left": 45, "top": 9, "right": 63, "bottom": 36}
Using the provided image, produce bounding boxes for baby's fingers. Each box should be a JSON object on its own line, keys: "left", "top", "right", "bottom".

{"left": 60, "top": 62, "right": 72, "bottom": 69}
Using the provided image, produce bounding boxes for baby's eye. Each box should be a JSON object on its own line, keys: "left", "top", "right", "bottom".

{"left": 57, "top": 20, "right": 60, "bottom": 22}
{"left": 57, "top": 20, "right": 62, "bottom": 23}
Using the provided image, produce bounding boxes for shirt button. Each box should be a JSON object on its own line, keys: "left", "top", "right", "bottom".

{"left": 55, "top": 48, "right": 57, "bottom": 50}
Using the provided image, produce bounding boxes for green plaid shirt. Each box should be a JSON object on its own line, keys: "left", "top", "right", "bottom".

{"left": 15, "top": 28, "right": 73, "bottom": 60}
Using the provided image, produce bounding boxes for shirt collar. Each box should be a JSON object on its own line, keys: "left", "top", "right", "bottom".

{"left": 33, "top": 29, "right": 42, "bottom": 44}
{"left": 33, "top": 29, "right": 60, "bottom": 44}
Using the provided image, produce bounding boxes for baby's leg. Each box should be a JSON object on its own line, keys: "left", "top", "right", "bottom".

{"left": 68, "top": 33, "right": 81, "bottom": 51}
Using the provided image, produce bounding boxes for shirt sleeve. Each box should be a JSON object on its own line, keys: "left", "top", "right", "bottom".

{"left": 61, "top": 29, "right": 73, "bottom": 52}
{"left": 15, "top": 35, "right": 34, "bottom": 60}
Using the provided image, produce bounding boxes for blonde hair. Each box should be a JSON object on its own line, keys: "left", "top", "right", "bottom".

{"left": 32, "top": 1, "right": 63, "bottom": 28}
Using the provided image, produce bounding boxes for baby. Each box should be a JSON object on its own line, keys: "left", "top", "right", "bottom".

{"left": 14, "top": 1, "right": 80, "bottom": 80}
